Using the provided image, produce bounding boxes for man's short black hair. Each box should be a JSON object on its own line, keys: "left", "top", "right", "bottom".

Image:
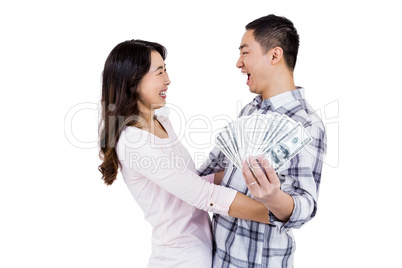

{"left": 246, "top": 14, "right": 300, "bottom": 71}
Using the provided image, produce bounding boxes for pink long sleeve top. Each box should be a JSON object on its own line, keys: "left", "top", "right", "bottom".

{"left": 116, "top": 116, "right": 237, "bottom": 268}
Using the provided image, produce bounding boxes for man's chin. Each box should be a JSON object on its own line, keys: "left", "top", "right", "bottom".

{"left": 248, "top": 86, "right": 258, "bottom": 94}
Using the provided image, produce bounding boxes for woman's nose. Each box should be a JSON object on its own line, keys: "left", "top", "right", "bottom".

{"left": 164, "top": 73, "right": 171, "bottom": 85}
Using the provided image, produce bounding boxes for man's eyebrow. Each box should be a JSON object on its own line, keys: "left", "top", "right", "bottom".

{"left": 239, "top": 44, "right": 248, "bottom": 50}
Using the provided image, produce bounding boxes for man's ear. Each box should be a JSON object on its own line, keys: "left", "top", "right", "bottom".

{"left": 270, "top": 47, "right": 283, "bottom": 65}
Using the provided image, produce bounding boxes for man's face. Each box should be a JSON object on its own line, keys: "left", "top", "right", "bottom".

{"left": 236, "top": 30, "right": 271, "bottom": 95}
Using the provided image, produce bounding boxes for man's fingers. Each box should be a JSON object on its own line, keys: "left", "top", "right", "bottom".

{"left": 257, "top": 155, "right": 279, "bottom": 184}
{"left": 242, "top": 160, "right": 259, "bottom": 186}
{"left": 258, "top": 155, "right": 271, "bottom": 169}
{"left": 248, "top": 156, "right": 269, "bottom": 182}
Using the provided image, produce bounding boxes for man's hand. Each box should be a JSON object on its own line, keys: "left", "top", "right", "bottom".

{"left": 242, "top": 155, "right": 281, "bottom": 201}
{"left": 242, "top": 155, "right": 294, "bottom": 222}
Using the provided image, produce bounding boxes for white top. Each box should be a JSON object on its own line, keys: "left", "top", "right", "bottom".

{"left": 116, "top": 116, "right": 237, "bottom": 268}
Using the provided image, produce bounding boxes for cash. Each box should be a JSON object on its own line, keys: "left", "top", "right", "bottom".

{"left": 215, "top": 113, "right": 312, "bottom": 171}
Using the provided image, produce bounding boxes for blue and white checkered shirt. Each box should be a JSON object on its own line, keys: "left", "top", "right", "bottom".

{"left": 198, "top": 88, "right": 327, "bottom": 268}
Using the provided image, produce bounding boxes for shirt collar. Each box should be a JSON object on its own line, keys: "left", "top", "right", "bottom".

{"left": 252, "top": 87, "right": 305, "bottom": 111}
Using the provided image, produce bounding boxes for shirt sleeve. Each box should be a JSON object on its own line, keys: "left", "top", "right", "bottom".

{"left": 197, "top": 102, "right": 254, "bottom": 177}
{"left": 118, "top": 133, "right": 237, "bottom": 216}
{"left": 201, "top": 174, "right": 215, "bottom": 183}
{"left": 197, "top": 146, "right": 227, "bottom": 176}
{"left": 276, "top": 124, "right": 327, "bottom": 231}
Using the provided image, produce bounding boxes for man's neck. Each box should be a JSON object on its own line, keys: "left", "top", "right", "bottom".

{"left": 261, "top": 73, "right": 296, "bottom": 100}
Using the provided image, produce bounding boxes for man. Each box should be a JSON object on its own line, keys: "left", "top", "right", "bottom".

{"left": 198, "top": 14, "right": 327, "bottom": 267}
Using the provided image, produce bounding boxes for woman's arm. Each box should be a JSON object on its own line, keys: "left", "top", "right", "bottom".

{"left": 118, "top": 130, "right": 270, "bottom": 224}
{"left": 229, "top": 192, "right": 270, "bottom": 223}
{"left": 214, "top": 171, "right": 270, "bottom": 223}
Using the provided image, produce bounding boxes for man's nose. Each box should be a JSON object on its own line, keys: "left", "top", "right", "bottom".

{"left": 236, "top": 56, "right": 244, "bottom": 69}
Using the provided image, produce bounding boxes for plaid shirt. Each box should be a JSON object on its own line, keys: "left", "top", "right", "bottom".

{"left": 198, "top": 88, "right": 327, "bottom": 268}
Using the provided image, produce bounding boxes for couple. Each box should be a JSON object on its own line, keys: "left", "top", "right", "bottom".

{"left": 98, "top": 14, "right": 327, "bottom": 268}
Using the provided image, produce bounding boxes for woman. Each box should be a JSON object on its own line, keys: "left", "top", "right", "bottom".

{"left": 98, "top": 39, "right": 269, "bottom": 267}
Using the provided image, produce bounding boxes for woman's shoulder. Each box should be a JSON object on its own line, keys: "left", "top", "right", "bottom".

{"left": 117, "top": 126, "right": 151, "bottom": 151}
{"left": 156, "top": 115, "right": 174, "bottom": 130}
{"left": 156, "top": 114, "right": 169, "bottom": 124}
{"left": 120, "top": 124, "right": 145, "bottom": 137}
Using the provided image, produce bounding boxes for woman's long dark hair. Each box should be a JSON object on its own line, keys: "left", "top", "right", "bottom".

{"left": 98, "top": 39, "right": 167, "bottom": 185}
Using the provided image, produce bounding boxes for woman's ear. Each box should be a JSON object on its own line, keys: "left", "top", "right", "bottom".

{"left": 270, "top": 47, "right": 283, "bottom": 65}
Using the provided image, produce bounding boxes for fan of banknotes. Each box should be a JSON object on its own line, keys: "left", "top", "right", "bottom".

{"left": 215, "top": 113, "right": 312, "bottom": 171}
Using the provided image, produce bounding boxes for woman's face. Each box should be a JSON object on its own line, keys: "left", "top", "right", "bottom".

{"left": 137, "top": 51, "right": 170, "bottom": 112}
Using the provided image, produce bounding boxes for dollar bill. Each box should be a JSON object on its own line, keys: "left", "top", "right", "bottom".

{"left": 215, "top": 112, "right": 311, "bottom": 172}
{"left": 261, "top": 122, "right": 312, "bottom": 171}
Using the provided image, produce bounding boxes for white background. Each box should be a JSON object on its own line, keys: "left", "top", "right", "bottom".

{"left": 1, "top": 0, "right": 401, "bottom": 267}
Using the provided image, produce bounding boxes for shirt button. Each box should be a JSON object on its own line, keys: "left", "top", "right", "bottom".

{"left": 210, "top": 203, "right": 214, "bottom": 206}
